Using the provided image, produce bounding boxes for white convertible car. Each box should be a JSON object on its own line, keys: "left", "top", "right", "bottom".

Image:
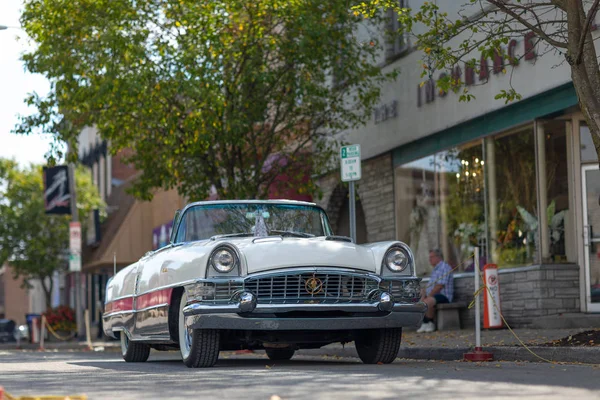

{"left": 103, "top": 200, "right": 426, "bottom": 367}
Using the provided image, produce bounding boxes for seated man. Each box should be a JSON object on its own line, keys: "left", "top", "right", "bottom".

{"left": 417, "top": 248, "right": 454, "bottom": 333}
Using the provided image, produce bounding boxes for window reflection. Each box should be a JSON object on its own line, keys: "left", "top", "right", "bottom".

{"left": 395, "top": 140, "right": 484, "bottom": 276}
{"left": 488, "top": 128, "right": 537, "bottom": 267}
{"left": 395, "top": 122, "right": 575, "bottom": 276}
{"left": 545, "top": 121, "right": 571, "bottom": 263}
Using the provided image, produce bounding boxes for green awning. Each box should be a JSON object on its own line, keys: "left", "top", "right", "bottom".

{"left": 393, "top": 82, "right": 578, "bottom": 167}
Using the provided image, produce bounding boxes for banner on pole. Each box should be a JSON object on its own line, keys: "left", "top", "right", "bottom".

{"left": 483, "top": 264, "right": 503, "bottom": 329}
{"left": 69, "top": 221, "right": 82, "bottom": 272}
{"left": 42, "top": 165, "right": 71, "bottom": 215}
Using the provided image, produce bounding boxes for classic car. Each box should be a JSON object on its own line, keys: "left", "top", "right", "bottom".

{"left": 103, "top": 200, "right": 426, "bottom": 367}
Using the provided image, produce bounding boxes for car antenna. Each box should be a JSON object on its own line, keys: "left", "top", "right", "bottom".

{"left": 114, "top": 252, "right": 116, "bottom": 276}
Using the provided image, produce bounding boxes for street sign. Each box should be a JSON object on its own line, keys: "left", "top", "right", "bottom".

{"left": 340, "top": 144, "right": 361, "bottom": 182}
{"left": 69, "top": 221, "right": 82, "bottom": 272}
{"left": 43, "top": 165, "right": 71, "bottom": 215}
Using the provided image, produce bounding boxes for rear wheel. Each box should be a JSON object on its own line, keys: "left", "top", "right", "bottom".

{"left": 120, "top": 332, "right": 150, "bottom": 362}
{"left": 354, "top": 328, "right": 402, "bottom": 364}
{"left": 265, "top": 347, "right": 295, "bottom": 361}
{"left": 178, "top": 292, "right": 220, "bottom": 368}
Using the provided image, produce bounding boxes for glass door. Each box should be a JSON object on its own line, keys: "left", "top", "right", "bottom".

{"left": 581, "top": 165, "right": 600, "bottom": 312}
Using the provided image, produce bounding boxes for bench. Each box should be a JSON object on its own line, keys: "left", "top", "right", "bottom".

{"left": 436, "top": 302, "right": 467, "bottom": 331}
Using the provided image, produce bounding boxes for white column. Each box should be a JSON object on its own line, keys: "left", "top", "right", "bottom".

{"left": 571, "top": 117, "right": 586, "bottom": 312}
{"left": 439, "top": 157, "right": 450, "bottom": 265}
{"left": 565, "top": 121, "right": 576, "bottom": 262}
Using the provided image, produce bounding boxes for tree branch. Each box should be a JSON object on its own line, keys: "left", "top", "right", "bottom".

{"left": 575, "top": 0, "right": 600, "bottom": 64}
{"left": 486, "top": 0, "right": 569, "bottom": 48}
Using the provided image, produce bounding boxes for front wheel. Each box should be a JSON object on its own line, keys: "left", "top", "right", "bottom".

{"left": 265, "top": 347, "right": 295, "bottom": 361}
{"left": 354, "top": 328, "right": 402, "bottom": 364}
{"left": 178, "top": 292, "right": 220, "bottom": 368}
{"left": 120, "top": 332, "right": 150, "bottom": 362}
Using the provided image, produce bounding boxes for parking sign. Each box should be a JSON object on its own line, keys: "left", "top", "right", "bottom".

{"left": 340, "top": 145, "right": 361, "bottom": 182}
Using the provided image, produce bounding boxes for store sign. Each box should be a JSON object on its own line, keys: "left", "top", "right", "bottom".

{"left": 43, "top": 165, "right": 71, "bottom": 215}
{"left": 417, "top": 31, "right": 539, "bottom": 108}
{"left": 153, "top": 221, "right": 174, "bottom": 250}
{"left": 69, "top": 222, "right": 82, "bottom": 272}
{"left": 373, "top": 100, "right": 398, "bottom": 124}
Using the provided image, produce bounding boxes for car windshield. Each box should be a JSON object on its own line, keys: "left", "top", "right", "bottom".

{"left": 175, "top": 203, "right": 332, "bottom": 243}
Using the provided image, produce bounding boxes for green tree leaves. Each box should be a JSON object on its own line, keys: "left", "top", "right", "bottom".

{"left": 0, "top": 160, "right": 104, "bottom": 309}
{"left": 18, "top": 0, "right": 393, "bottom": 200}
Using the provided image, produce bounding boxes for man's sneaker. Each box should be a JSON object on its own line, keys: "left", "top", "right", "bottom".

{"left": 416, "top": 321, "right": 436, "bottom": 333}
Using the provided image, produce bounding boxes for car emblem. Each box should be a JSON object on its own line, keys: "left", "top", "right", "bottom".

{"left": 305, "top": 276, "right": 323, "bottom": 295}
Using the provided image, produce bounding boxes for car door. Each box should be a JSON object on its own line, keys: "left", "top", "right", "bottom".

{"left": 133, "top": 244, "right": 179, "bottom": 339}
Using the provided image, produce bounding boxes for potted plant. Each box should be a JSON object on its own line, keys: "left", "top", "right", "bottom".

{"left": 43, "top": 305, "right": 76, "bottom": 341}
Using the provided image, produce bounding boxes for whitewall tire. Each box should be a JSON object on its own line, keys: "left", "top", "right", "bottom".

{"left": 178, "top": 292, "right": 220, "bottom": 368}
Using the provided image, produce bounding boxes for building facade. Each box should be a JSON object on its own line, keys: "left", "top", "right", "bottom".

{"left": 76, "top": 127, "right": 187, "bottom": 334}
{"left": 317, "top": 1, "right": 600, "bottom": 327}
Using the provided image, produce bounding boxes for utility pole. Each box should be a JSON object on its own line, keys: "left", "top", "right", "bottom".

{"left": 68, "top": 162, "right": 85, "bottom": 339}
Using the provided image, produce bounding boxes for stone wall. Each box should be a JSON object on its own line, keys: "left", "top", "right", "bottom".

{"left": 355, "top": 153, "right": 396, "bottom": 243}
{"left": 316, "top": 153, "right": 396, "bottom": 243}
{"left": 424, "top": 264, "right": 581, "bottom": 328}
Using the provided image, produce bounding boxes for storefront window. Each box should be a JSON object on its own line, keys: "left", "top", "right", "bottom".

{"left": 544, "top": 120, "right": 573, "bottom": 263}
{"left": 487, "top": 128, "right": 537, "bottom": 268}
{"left": 395, "top": 120, "right": 576, "bottom": 275}
{"left": 580, "top": 123, "right": 597, "bottom": 163}
{"left": 394, "top": 140, "right": 484, "bottom": 276}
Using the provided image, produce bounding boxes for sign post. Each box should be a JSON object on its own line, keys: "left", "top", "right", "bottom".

{"left": 340, "top": 144, "right": 361, "bottom": 243}
{"left": 464, "top": 247, "right": 493, "bottom": 362}
{"left": 66, "top": 164, "right": 85, "bottom": 339}
{"left": 69, "top": 222, "right": 82, "bottom": 272}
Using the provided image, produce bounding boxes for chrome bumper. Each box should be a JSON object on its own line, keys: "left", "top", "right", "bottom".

{"left": 183, "top": 300, "right": 427, "bottom": 331}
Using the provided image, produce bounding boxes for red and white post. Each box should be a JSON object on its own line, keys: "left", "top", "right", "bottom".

{"left": 483, "top": 264, "right": 503, "bottom": 329}
{"left": 464, "top": 247, "right": 493, "bottom": 361}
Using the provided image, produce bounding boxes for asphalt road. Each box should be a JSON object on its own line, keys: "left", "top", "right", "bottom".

{"left": 1, "top": 350, "right": 599, "bottom": 400}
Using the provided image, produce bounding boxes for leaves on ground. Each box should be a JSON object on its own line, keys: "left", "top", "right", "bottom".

{"left": 541, "top": 330, "right": 600, "bottom": 347}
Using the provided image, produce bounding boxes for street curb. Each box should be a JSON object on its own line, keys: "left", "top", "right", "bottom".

{"left": 298, "top": 345, "right": 600, "bottom": 365}
{"left": 3, "top": 343, "right": 598, "bottom": 365}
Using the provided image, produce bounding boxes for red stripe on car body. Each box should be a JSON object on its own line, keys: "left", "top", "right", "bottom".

{"left": 104, "top": 288, "right": 172, "bottom": 314}
{"left": 136, "top": 288, "right": 173, "bottom": 310}
{"left": 105, "top": 297, "right": 134, "bottom": 313}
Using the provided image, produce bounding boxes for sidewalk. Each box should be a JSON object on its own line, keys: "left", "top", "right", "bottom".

{"left": 301, "top": 327, "right": 600, "bottom": 364}
{"left": 1, "top": 327, "right": 598, "bottom": 364}
{"left": 0, "top": 339, "right": 121, "bottom": 352}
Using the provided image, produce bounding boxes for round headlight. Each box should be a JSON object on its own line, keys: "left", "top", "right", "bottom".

{"left": 385, "top": 248, "right": 409, "bottom": 272}
{"left": 210, "top": 248, "right": 237, "bottom": 273}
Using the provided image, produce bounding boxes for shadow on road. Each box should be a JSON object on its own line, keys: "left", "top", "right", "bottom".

{"left": 1, "top": 351, "right": 599, "bottom": 400}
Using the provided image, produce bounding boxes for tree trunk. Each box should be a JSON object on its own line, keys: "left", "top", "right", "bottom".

{"left": 39, "top": 275, "right": 53, "bottom": 311}
{"left": 566, "top": 1, "right": 600, "bottom": 157}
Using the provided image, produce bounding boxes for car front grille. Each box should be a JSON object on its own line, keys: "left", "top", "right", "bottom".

{"left": 214, "top": 281, "right": 244, "bottom": 301}
{"left": 244, "top": 272, "right": 380, "bottom": 304}
{"left": 380, "top": 279, "right": 421, "bottom": 303}
{"left": 200, "top": 272, "right": 421, "bottom": 304}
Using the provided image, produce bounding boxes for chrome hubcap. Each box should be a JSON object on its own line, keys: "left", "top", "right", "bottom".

{"left": 184, "top": 326, "right": 192, "bottom": 352}
{"left": 179, "top": 293, "right": 192, "bottom": 359}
